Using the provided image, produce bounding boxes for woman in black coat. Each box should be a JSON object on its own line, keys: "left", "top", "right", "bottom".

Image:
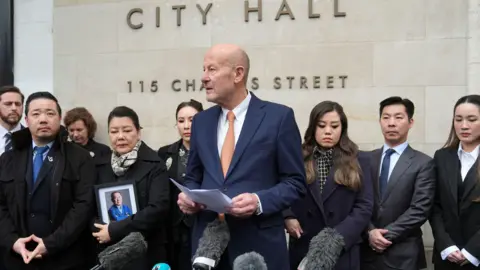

{"left": 92, "top": 106, "right": 170, "bottom": 270}
{"left": 285, "top": 101, "right": 373, "bottom": 270}
{"left": 158, "top": 99, "right": 203, "bottom": 270}
{"left": 430, "top": 95, "right": 480, "bottom": 270}
{"left": 64, "top": 107, "right": 111, "bottom": 159}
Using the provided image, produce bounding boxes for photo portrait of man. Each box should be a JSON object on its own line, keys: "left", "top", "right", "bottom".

{"left": 108, "top": 191, "right": 133, "bottom": 222}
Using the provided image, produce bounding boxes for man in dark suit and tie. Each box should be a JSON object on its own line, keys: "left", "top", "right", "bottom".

{"left": 0, "top": 86, "right": 25, "bottom": 156}
{"left": 361, "top": 96, "right": 436, "bottom": 270}
{"left": 0, "top": 85, "right": 25, "bottom": 270}
{"left": 177, "top": 44, "right": 306, "bottom": 270}
{"left": 0, "top": 92, "right": 96, "bottom": 269}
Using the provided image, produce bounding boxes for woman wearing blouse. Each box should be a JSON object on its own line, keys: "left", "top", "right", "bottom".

{"left": 285, "top": 101, "right": 373, "bottom": 270}
{"left": 158, "top": 99, "right": 203, "bottom": 270}
{"left": 92, "top": 106, "right": 170, "bottom": 270}
{"left": 430, "top": 95, "right": 480, "bottom": 270}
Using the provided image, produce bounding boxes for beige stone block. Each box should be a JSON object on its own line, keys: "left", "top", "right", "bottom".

{"left": 54, "top": 4, "right": 118, "bottom": 54}
{"left": 210, "top": 0, "right": 425, "bottom": 46}
{"left": 244, "top": 44, "right": 373, "bottom": 89}
{"left": 426, "top": 0, "right": 468, "bottom": 38}
{"left": 469, "top": 63, "right": 480, "bottom": 94}
{"left": 468, "top": 0, "right": 480, "bottom": 63}
{"left": 374, "top": 40, "right": 467, "bottom": 87}
{"left": 253, "top": 86, "right": 425, "bottom": 145}
{"left": 76, "top": 54, "right": 121, "bottom": 94}
{"left": 117, "top": 0, "right": 213, "bottom": 51}
{"left": 54, "top": 55, "right": 77, "bottom": 108}
{"left": 425, "top": 86, "right": 467, "bottom": 143}
{"left": 116, "top": 49, "right": 207, "bottom": 94}
{"left": 54, "top": 0, "right": 78, "bottom": 7}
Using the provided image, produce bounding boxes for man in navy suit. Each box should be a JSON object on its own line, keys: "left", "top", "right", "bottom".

{"left": 177, "top": 44, "right": 306, "bottom": 270}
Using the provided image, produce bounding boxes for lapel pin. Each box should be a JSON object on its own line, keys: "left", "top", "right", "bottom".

{"left": 48, "top": 156, "right": 53, "bottom": 162}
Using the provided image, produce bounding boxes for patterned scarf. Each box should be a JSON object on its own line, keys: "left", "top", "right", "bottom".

{"left": 313, "top": 146, "right": 334, "bottom": 193}
{"left": 111, "top": 140, "right": 142, "bottom": 176}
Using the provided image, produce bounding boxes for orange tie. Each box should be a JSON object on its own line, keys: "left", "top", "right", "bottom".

{"left": 221, "top": 111, "right": 235, "bottom": 178}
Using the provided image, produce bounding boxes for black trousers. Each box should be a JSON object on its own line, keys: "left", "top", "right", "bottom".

{"left": 168, "top": 223, "right": 192, "bottom": 270}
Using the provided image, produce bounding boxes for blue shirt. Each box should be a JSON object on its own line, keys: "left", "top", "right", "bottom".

{"left": 379, "top": 141, "right": 409, "bottom": 181}
{"left": 32, "top": 141, "right": 54, "bottom": 161}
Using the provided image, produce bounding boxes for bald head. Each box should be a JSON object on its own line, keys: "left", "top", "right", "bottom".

{"left": 206, "top": 44, "right": 250, "bottom": 85}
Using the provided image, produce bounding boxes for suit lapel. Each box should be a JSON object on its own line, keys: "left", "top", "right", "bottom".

{"left": 205, "top": 106, "right": 224, "bottom": 183}
{"left": 382, "top": 146, "right": 414, "bottom": 203}
{"left": 308, "top": 181, "right": 327, "bottom": 222}
{"left": 371, "top": 149, "right": 382, "bottom": 203}
{"left": 447, "top": 148, "right": 460, "bottom": 204}
{"left": 50, "top": 150, "right": 64, "bottom": 222}
{"left": 322, "top": 168, "right": 337, "bottom": 202}
{"left": 225, "top": 95, "right": 265, "bottom": 179}
{"left": 461, "top": 156, "right": 480, "bottom": 210}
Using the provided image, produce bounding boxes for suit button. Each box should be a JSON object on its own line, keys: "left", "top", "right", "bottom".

{"left": 328, "top": 211, "right": 334, "bottom": 217}
{"left": 223, "top": 188, "right": 227, "bottom": 192}
{"left": 31, "top": 214, "right": 35, "bottom": 218}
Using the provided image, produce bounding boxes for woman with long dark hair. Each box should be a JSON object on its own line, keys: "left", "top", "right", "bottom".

{"left": 158, "top": 99, "right": 203, "bottom": 270}
{"left": 285, "top": 101, "right": 373, "bottom": 270}
{"left": 430, "top": 95, "right": 480, "bottom": 270}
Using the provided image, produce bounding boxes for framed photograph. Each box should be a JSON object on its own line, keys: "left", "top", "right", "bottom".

{"left": 94, "top": 181, "right": 139, "bottom": 224}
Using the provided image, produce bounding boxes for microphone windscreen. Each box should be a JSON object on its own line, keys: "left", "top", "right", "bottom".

{"left": 233, "top": 251, "right": 267, "bottom": 270}
{"left": 151, "top": 263, "right": 171, "bottom": 270}
{"left": 193, "top": 218, "right": 230, "bottom": 264}
{"left": 99, "top": 232, "right": 148, "bottom": 270}
{"left": 303, "top": 227, "right": 345, "bottom": 270}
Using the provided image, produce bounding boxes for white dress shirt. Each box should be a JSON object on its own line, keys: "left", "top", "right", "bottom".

{"left": 217, "top": 92, "right": 251, "bottom": 155}
{"left": 216, "top": 92, "right": 263, "bottom": 214}
{"left": 440, "top": 144, "right": 480, "bottom": 266}
{"left": 379, "top": 141, "right": 409, "bottom": 180}
{"left": 0, "top": 123, "right": 22, "bottom": 156}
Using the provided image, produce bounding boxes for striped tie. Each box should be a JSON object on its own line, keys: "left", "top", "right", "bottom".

{"left": 4, "top": 132, "right": 12, "bottom": 152}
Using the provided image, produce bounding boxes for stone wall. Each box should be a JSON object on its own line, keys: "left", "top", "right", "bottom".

{"left": 52, "top": 0, "right": 475, "bottom": 259}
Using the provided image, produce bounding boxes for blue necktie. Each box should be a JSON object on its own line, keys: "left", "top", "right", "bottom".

{"left": 379, "top": 148, "right": 396, "bottom": 198}
{"left": 33, "top": 146, "right": 49, "bottom": 183}
{"left": 4, "top": 132, "right": 12, "bottom": 152}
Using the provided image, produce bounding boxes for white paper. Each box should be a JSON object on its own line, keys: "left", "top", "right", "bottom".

{"left": 170, "top": 178, "right": 232, "bottom": 213}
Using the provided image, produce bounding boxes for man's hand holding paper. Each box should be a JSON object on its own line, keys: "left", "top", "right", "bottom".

{"left": 173, "top": 179, "right": 233, "bottom": 214}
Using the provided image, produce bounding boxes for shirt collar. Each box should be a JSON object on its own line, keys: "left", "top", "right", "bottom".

{"left": 383, "top": 141, "right": 409, "bottom": 155}
{"left": 221, "top": 91, "right": 251, "bottom": 121}
{"left": 32, "top": 140, "right": 55, "bottom": 150}
{"left": 0, "top": 122, "right": 22, "bottom": 138}
{"left": 458, "top": 143, "right": 480, "bottom": 159}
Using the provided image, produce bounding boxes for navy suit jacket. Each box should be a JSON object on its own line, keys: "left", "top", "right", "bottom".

{"left": 184, "top": 93, "right": 306, "bottom": 270}
{"left": 288, "top": 151, "right": 374, "bottom": 270}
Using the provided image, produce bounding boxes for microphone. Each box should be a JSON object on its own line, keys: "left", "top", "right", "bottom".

{"left": 90, "top": 232, "right": 148, "bottom": 270}
{"left": 297, "top": 227, "right": 345, "bottom": 270}
{"left": 151, "top": 263, "right": 171, "bottom": 270}
{"left": 233, "top": 251, "right": 267, "bottom": 270}
{"left": 192, "top": 218, "right": 230, "bottom": 270}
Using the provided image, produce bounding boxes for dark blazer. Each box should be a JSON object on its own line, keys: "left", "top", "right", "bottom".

{"left": 184, "top": 93, "right": 306, "bottom": 270}
{"left": 361, "top": 145, "right": 436, "bottom": 270}
{"left": 158, "top": 139, "right": 192, "bottom": 228}
{"left": 287, "top": 152, "right": 374, "bottom": 270}
{"left": 95, "top": 142, "right": 170, "bottom": 269}
{"left": 82, "top": 139, "right": 111, "bottom": 159}
{"left": 0, "top": 128, "right": 96, "bottom": 270}
{"left": 158, "top": 140, "right": 195, "bottom": 270}
{"left": 430, "top": 147, "right": 480, "bottom": 270}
